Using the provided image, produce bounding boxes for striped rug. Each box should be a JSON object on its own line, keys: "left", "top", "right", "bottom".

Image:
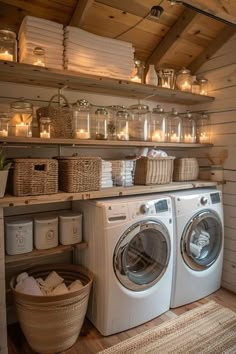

{"left": 98, "top": 301, "right": 236, "bottom": 354}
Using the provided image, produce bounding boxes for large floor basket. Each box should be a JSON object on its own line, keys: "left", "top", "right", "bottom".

{"left": 10, "top": 264, "right": 93, "bottom": 354}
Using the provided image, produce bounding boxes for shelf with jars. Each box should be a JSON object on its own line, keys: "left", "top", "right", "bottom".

{"left": 0, "top": 61, "right": 215, "bottom": 105}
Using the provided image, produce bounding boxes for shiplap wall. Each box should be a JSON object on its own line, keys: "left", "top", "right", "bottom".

{"left": 191, "top": 33, "right": 236, "bottom": 294}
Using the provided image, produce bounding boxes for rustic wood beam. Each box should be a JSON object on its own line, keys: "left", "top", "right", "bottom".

{"left": 69, "top": 0, "right": 94, "bottom": 27}
{"left": 145, "top": 8, "right": 197, "bottom": 69}
{"left": 188, "top": 26, "right": 236, "bottom": 73}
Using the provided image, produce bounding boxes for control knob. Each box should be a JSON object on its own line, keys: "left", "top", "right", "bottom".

{"left": 140, "top": 204, "right": 150, "bottom": 214}
{"left": 200, "top": 196, "right": 208, "bottom": 206}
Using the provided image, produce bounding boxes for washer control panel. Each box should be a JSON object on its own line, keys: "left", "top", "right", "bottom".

{"left": 131, "top": 198, "right": 171, "bottom": 219}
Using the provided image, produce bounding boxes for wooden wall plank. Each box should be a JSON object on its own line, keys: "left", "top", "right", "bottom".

{"left": 69, "top": 0, "right": 94, "bottom": 27}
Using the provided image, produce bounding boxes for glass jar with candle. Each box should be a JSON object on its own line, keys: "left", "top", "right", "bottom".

{"left": 157, "top": 68, "right": 176, "bottom": 89}
{"left": 39, "top": 117, "right": 51, "bottom": 139}
{"left": 95, "top": 107, "right": 108, "bottom": 140}
{"left": 0, "top": 29, "right": 17, "bottom": 62}
{"left": 168, "top": 108, "right": 183, "bottom": 143}
{"left": 197, "top": 113, "right": 211, "bottom": 144}
{"left": 33, "top": 46, "right": 46, "bottom": 67}
{"left": 176, "top": 68, "right": 192, "bottom": 92}
{"left": 151, "top": 105, "right": 168, "bottom": 142}
{"left": 10, "top": 98, "right": 33, "bottom": 137}
{"left": 72, "top": 99, "right": 91, "bottom": 139}
{"left": 116, "top": 108, "right": 130, "bottom": 141}
{"left": 131, "top": 59, "right": 145, "bottom": 83}
{"left": 198, "top": 77, "right": 208, "bottom": 95}
{"left": 128, "top": 104, "right": 151, "bottom": 141}
{"left": 183, "top": 111, "right": 196, "bottom": 143}
{"left": 0, "top": 113, "right": 10, "bottom": 137}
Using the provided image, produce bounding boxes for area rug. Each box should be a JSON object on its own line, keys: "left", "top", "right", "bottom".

{"left": 98, "top": 301, "right": 236, "bottom": 354}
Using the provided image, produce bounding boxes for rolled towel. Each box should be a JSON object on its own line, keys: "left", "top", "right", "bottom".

{"left": 15, "top": 272, "right": 43, "bottom": 296}
{"left": 44, "top": 271, "right": 64, "bottom": 289}
{"left": 49, "top": 283, "right": 69, "bottom": 295}
{"left": 68, "top": 279, "right": 84, "bottom": 292}
{"left": 190, "top": 242, "right": 202, "bottom": 258}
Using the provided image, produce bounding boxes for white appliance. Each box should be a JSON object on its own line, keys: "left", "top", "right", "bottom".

{"left": 169, "top": 188, "right": 224, "bottom": 308}
{"left": 75, "top": 195, "right": 174, "bottom": 335}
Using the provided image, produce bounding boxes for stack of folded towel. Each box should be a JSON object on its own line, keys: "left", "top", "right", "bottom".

{"left": 101, "top": 160, "right": 113, "bottom": 188}
{"left": 64, "top": 27, "right": 135, "bottom": 80}
{"left": 111, "top": 160, "right": 135, "bottom": 186}
{"left": 18, "top": 16, "right": 64, "bottom": 70}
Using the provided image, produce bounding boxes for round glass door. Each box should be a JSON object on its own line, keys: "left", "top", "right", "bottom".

{"left": 113, "top": 220, "right": 170, "bottom": 291}
{"left": 181, "top": 210, "right": 222, "bottom": 271}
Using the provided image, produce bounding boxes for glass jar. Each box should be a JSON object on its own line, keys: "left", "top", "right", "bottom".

{"left": 107, "top": 105, "right": 121, "bottom": 140}
{"left": 197, "top": 113, "right": 211, "bottom": 143}
{"left": 0, "top": 29, "right": 17, "bottom": 62}
{"left": 73, "top": 99, "right": 91, "bottom": 139}
{"left": 33, "top": 46, "right": 46, "bottom": 67}
{"left": 131, "top": 59, "right": 145, "bottom": 83}
{"left": 10, "top": 98, "right": 33, "bottom": 137}
{"left": 176, "top": 68, "right": 192, "bottom": 92}
{"left": 129, "top": 104, "right": 151, "bottom": 141}
{"left": 95, "top": 107, "right": 108, "bottom": 140}
{"left": 157, "top": 68, "right": 176, "bottom": 89}
{"left": 39, "top": 117, "right": 51, "bottom": 139}
{"left": 168, "top": 108, "right": 183, "bottom": 143}
{"left": 191, "top": 76, "right": 200, "bottom": 94}
{"left": 198, "top": 77, "right": 208, "bottom": 95}
{"left": 183, "top": 111, "right": 196, "bottom": 143}
{"left": 0, "top": 113, "right": 10, "bottom": 137}
{"left": 116, "top": 108, "right": 130, "bottom": 141}
{"left": 145, "top": 65, "right": 158, "bottom": 86}
{"left": 150, "top": 105, "right": 168, "bottom": 142}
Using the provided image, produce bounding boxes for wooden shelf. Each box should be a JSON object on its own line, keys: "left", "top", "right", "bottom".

{"left": 0, "top": 136, "right": 213, "bottom": 148}
{"left": 5, "top": 242, "right": 87, "bottom": 265}
{"left": 0, "top": 61, "right": 215, "bottom": 105}
{"left": 0, "top": 181, "right": 217, "bottom": 208}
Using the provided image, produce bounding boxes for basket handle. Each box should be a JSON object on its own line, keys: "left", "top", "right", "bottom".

{"left": 34, "top": 164, "right": 46, "bottom": 172}
{"left": 48, "top": 94, "right": 71, "bottom": 108}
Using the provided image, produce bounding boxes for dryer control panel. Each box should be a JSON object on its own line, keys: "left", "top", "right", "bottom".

{"left": 130, "top": 198, "right": 171, "bottom": 219}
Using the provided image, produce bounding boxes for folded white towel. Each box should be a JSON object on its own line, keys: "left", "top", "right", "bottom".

{"left": 64, "top": 64, "right": 131, "bottom": 80}
{"left": 19, "top": 25, "right": 63, "bottom": 40}
{"left": 68, "top": 279, "right": 84, "bottom": 292}
{"left": 21, "top": 15, "right": 63, "bottom": 31}
{"left": 19, "top": 38, "right": 64, "bottom": 51}
{"left": 101, "top": 181, "right": 113, "bottom": 188}
{"left": 19, "top": 32, "right": 63, "bottom": 46}
{"left": 64, "top": 60, "right": 133, "bottom": 76}
{"left": 50, "top": 283, "right": 69, "bottom": 295}
{"left": 20, "top": 54, "right": 63, "bottom": 66}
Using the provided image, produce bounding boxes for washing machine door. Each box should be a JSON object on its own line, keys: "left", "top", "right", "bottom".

{"left": 181, "top": 210, "right": 223, "bottom": 271}
{"left": 113, "top": 219, "right": 171, "bottom": 291}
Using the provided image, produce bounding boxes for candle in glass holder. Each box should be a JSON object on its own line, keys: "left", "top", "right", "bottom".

{"left": 184, "top": 134, "right": 195, "bottom": 143}
{"left": 199, "top": 132, "right": 209, "bottom": 143}
{"left": 15, "top": 122, "right": 29, "bottom": 137}
{"left": 170, "top": 133, "right": 180, "bottom": 143}
{"left": 181, "top": 81, "right": 192, "bottom": 91}
{"left": 117, "top": 130, "right": 128, "bottom": 141}
{"left": 76, "top": 129, "right": 89, "bottom": 139}
{"left": 151, "top": 130, "right": 164, "bottom": 142}
{"left": 0, "top": 50, "right": 13, "bottom": 61}
{"left": 0, "top": 129, "right": 8, "bottom": 137}
{"left": 40, "top": 130, "right": 50, "bottom": 139}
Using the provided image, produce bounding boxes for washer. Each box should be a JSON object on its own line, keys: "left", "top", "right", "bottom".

{"left": 169, "top": 188, "right": 224, "bottom": 308}
{"left": 75, "top": 195, "right": 174, "bottom": 335}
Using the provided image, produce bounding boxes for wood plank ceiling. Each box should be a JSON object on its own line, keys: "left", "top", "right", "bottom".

{"left": 0, "top": 0, "right": 236, "bottom": 73}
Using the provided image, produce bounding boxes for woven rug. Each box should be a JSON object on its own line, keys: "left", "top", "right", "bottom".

{"left": 98, "top": 301, "right": 236, "bottom": 354}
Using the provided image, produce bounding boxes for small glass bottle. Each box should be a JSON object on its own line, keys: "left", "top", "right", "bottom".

{"left": 183, "top": 111, "right": 196, "bottom": 143}
{"left": 151, "top": 105, "right": 168, "bottom": 142}
{"left": 145, "top": 64, "right": 158, "bottom": 86}
{"left": 131, "top": 59, "right": 145, "bottom": 83}
{"left": 129, "top": 104, "right": 151, "bottom": 141}
{"left": 10, "top": 98, "right": 33, "bottom": 137}
{"left": 191, "top": 76, "right": 200, "bottom": 94}
{"left": 95, "top": 107, "right": 108, "bottom": 140}
{"left": 198, "top": 77, "right": 208, "bottom": 95}
{"left": 39, "top": 117, "right": 51, "bottom": 139}
{"left": 116, "top": 108, "right": 130, "bottom": 141}
{"left": 0, "top": 29, "right": 17, "bottom": 62}
{"left": 197, "top": 113, "right": 211, "bottom": 143}
{"left": 168, "top": 108, "right": 183, "bottom": 143}
{"left": 0, "top": 113, "right": 10, "bottom": 137}
{"left": 176, "top": 68, "right": 192, "bottom": 92}
{"left": 72, "top": 99, "right": 91, "bottom": 139}
{"left": 33, "top": 46, "right": 46, "bottom": 67}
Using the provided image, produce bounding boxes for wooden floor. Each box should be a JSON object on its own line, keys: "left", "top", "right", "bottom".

{"left": 7, "top": 288, "right": 236, "bottom": 354}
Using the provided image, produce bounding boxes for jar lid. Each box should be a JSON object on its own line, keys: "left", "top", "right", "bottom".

{"left": 129, "top": 104, "right": 149, "bottom": 112}
{"left": 198, "top": 77, "right": 208, "bottom": 83}
{"left": 134, "top": 59, "right": 145, "bottom": 68}
{"left": 95, "top": 107, "right": 108, "bottom": 115}
{"left": 11, "top": 98, "right": 33, "bottom": 110}
{"left": 152, "top": 105, "right": 165, "bottom": 113}
{"left": 0, "top": 112, "right": 10, "bottom": 120}
{"left": 40, "top": 117, "right": 51, "bottom": 123}
{"left": 178, "top": 67, "right": 191, "bottom": 75}
{"left": 170, "top": 108, "right": 179, "bottom": 116}
{"left": 108, "top": 105, "right": 123, "bottom": 111}
{"left": 0, "top": 29, "right": 16, "bottom": 39}
{"left": 158, "top": 68, "right": 175, "bottom": 74}
{"left": 33, "top": 46, "right": 45, "bottom": 56}
{"left": 199, "top": 112, "right": 209, "bottom": 119}
{"left": 74, "top": 99, "right": 91, "bottom": 108}
{"left": 116, "top": 109, "right": 130, "bottom": 118}
{"left": 185, "top": 110, "right": 192, "bottom": 118}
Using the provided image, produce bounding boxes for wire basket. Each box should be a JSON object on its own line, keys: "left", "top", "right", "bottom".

{"left": 173, "top": 158, "right": 199, "bottom": 181}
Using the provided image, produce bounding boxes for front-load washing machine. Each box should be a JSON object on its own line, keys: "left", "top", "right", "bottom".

{"left": 169, "top": 188, "right": 224, "bottom": 308}
{"left": 74, "top": 195, "right": 174, "bottom": 335}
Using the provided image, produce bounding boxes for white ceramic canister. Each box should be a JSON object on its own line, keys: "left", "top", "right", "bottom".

{"left": 5, "top": 220, "right": 33, "bottom": 255}
{"left": 59, "top": 213, "right": 82, "bottom": 245}
{"left": 210, "top": 165, "right": 224, "bottom": 182}
{"left": 34, "top": 216, "right": 58, "bottom": 250}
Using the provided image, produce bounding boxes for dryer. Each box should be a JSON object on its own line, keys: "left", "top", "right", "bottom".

{"left": 74, "top": 195, "right": 174, "bottom": 335}
{"left": 169, "top": 188, "right": 224, "bottom": 308}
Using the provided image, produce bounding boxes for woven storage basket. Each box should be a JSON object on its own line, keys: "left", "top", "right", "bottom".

{"left": 173, "top": 158, "right": 199, "bottom": 181}
{"left": 36, "top": 93, "right": 73, "bottom": 138}
{"left": 134, "top": 156, "right": 175, "bottom": 185}
{"left": 58, "top": 156, "right": 101, "bottom": 193}
{"left": 10, "top": 264, "right": 93, "bottom": 354}
{"left": 12, "top": 158, "right": 58, "bottom": 196}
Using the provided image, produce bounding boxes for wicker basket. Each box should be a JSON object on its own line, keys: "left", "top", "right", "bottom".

{"left": 12, "top": 158, "right": 58, "bottom": 196}
{"left": 10, "top": 264, "right": 93, "bottom": 354}
{"left": 36, "top": 93, "right": 73, "bottom": 138}
{"left": 173, "top": 158, "right": 199, "bottom": 181}
{"left": 134, "top": 156, "right": 175, "bottom": 185}
{"left": 58, "top": 156, "right": 101, "bottom": 193}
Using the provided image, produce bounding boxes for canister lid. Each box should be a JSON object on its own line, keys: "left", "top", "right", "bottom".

{"left": 59, "top": 213, "right": 82, "bottom": 220}
{"left": 198, "top": 77, "right": 208, "bottom": 83}
{"left": 34, "top": 216, "right": 58, "bottom": 223}
{"left": 6, "top": 220, "right": 32, "bottom": 226}
{"left": 74, "top": 99, "right": 91, "bottom": 108}
{"left": 0, "top": 29, "right": 16, "bottom": 39}
{"left": 178, "top": 67, "right": 191, "bottom": 75}
{"left": 95, "top": 107, "right": 108, "bottom": 115}
{"left": 116, "top": 109, "right": 130, "bottom": 118}
{"left": 129, "top": 104, "right": 149, "bottom": 113}
{"left": 152, "top": 105, "right": 165, "bottom": 113}
{"left": 11, "top": 98, "right": 33, "bottom": 110}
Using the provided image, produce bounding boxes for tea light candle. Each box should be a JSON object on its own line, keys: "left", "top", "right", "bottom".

{"left": 151, "top": 130, "right": 164, "bottom": 142}
{"left": 170, "top": 133, "right": 180, "bottom": 143}
{"left": 162, "top": 82, "right": 170, "bottom": 89}
{"left": 131, "top": 75, "right": 141, "bottom": 83}
{"left": 117, "top": 130, "right": 128, "bottom": 140}
{"left": 199, "top": 132, "right": 209, "bottom": 143}
{"left": 184, "top": 134, "right": 196, "bottom": 143}
{"left": 15, "top": 122, "right": 28, "bottom": 137}
{"left": 0, "top": 129, "right": 8, "bottom": 137}
{"left": 181, "top": 81, "right": 191, "bottom": 91}
{"left": 33, "top": 59, "right": 45, "bottom": 67}
{"left": 76, "top": 129, "right": 89, "bottom": 139}
{"left": 0, "top": 50, "right": 13, "bottom": 61}
{"left": 40, "top": 130, "right": 50, "bottom": 139}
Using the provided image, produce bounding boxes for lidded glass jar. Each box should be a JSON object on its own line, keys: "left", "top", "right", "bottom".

{"left": 39, "top": 117, "right": 51, "bottom": 139}
{"left": 116, "top": 108, "right": 130, "bottom": 141}
{"left": 72, "top": 99, "right": 91, "bottom": 139}
{"left": 197, "top": 112, "right": 211, "bottom": 143}
{"left": 33, "top": 46, "right": 46, "bottom": 67}
{"left": 191, "top": 76, "right": 200, "bottom": 94}
{"left": 198, "top": 77, "right": 208, "bottom": 95}
{"left": 151, "top": 105, "right": 168, "bottom": 142}
{"left": 128, "top": 104, "right": 151, "bottom": 141}
{"left": 176, "top": 68, "right": 192, "bottom": 92}
{"left": 0, "top": 29, "right": 17, "bottom": 62}
{"left": 95, "top": 107, "right": 108, "bottom": 140}
{"left": 168, "top": 108, "right": 183, "bottom": 143}
{"left": 107, "top": 105, "right": 122, "bottom": 140}
{"left": 0, "top": 112, "right": 10, "bottom": 137}
{"left": 131, "top": 59, "right": 145, "bottom": 83}
{"left": 10, "top": 98, "right": 33, "bottom": 137}
{"left": 183, "top": 111, "right": 196, "bottom": 143}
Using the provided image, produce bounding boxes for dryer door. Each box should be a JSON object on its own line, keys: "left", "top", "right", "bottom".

{"left": 113, "top": 220, "right": 171, "bottom": 291}
{"left": 181, "top": 210, "right": 223, "bottom": 271}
